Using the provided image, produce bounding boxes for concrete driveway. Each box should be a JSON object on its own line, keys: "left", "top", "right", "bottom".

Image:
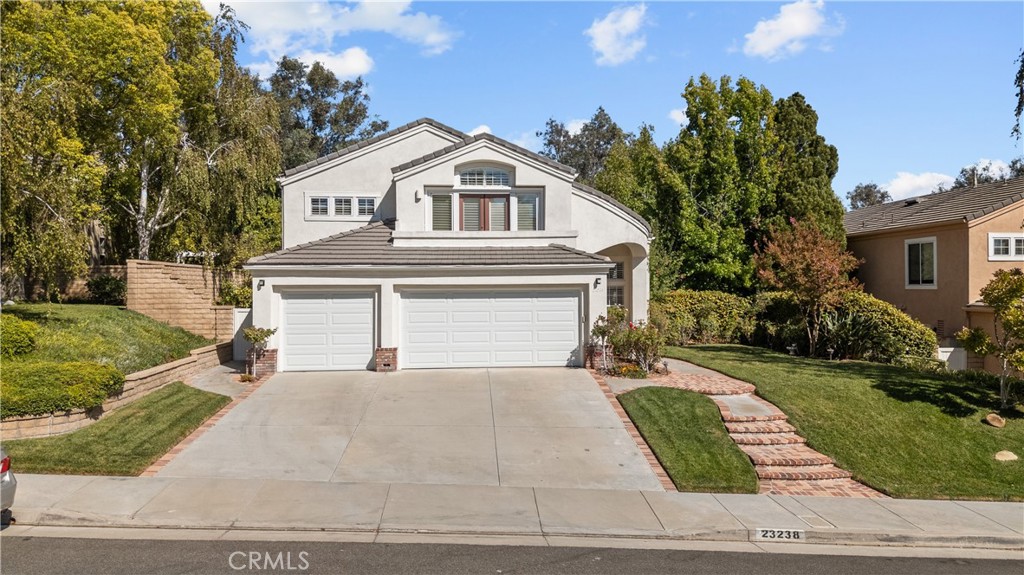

{"left": 157, "top": 368, "right": 663, "bottom": 491}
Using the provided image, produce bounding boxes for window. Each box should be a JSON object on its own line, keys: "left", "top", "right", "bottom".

{"left": 607, "top": 286, "right": 624, "bottom": 307}
{"left": 906, "top": 238, "right": 936, "bottom": 288}
{"left": 310, "top": 197, "right": 328, "bottom": 216}
{"left": 334, "top": 197, "right": 352, "bottom": 216}
{"left": 989, "top": 233, "right": 1024, "bottom": 261}
{"left": 431, "top": 194, "right": 452, "bottom": 231}
{"left": 459, "top": 167, "right": 509, "bottom": 187}
{"left": 357, "top": 198, "right": 375, "bottom": 216}
{"left": 460, "top": 195, "right": 508, "bottom": 231}
{"left": 516, "top": 194, "right": 539, "bottom": 231}
{"left": 608, "top": 262, "right": 624, "bottom": 280}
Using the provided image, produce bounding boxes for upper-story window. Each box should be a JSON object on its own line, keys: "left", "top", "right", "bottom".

{"left": 430, "top": 191, "right": 541, "bottom": 232}
{"left": 459, "top": 167, "right": 510, "bottom": 187}
{"left": 310, "top": 197, "right": 329, "bottom": 217}
{"left": 905, "top": 237, "right": 936, "bottom": 289}
{"left": 607, "top": 262, "right": 626, "bottom": 307}
{"left": 989, "top": 233, "right": 1024, "bottom": 261}
{"left": 307, "top": 194, "right": 375, "bottom": 220}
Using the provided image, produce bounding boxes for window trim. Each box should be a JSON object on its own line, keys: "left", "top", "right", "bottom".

{"left": 304, "top": 192, "right": 377, "bottom": 221}
{"left": 988, "top": 232, "right": 1024, "bottom": 262}
{"left": 427, "top": 188, "right": 543, "bottom": 232}
{"left": 904, "top": 236, "right": 937, "bottom": 290}
{"left": 455, "top": 166, "right": 512, "bottom": 189}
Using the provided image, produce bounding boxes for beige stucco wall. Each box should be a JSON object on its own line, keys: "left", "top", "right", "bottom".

{"left": 848, "top": 223, "right": 968, "bottom": 340}
{"left": 966, "top": 204, "right": 1024, "bottom": 301}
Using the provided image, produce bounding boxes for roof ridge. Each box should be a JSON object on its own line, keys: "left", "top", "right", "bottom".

{"left": 282, "top": 118, "right": 467, "bottom": 178}
{"left": 390, "top": 131, "right": 578, "bottom": 177}
{"left": 548, "top": 243, "right": 611, "bottom": 262}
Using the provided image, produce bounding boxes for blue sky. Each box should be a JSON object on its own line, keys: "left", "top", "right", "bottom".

{"left": 204, "top": 1, "right": 1024, "bottom": 202}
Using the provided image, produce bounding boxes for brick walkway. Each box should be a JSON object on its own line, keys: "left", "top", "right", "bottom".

{"left": 141, "top": 373, "right": 273, "bottom": 477}
{"left": 607, "top": 367, "right": 886, "bottom": 498}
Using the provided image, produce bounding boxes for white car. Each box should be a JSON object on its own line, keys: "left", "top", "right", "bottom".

{"left": 1, "top": 446, "right": 16, "bottom": 521}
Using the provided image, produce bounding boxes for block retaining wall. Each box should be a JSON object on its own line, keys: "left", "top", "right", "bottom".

{"left": 1, "top": 341, "right": 233, "bottom": 440}
{"left": 125, "top": 260, "right": 234, "bottom": 340}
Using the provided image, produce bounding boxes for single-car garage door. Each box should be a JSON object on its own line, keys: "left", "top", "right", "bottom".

{"left": 401, "top": 290, "right": 582, "bottom": 368}
{"left": 282, "top": 292, "right": 374, "bottom": 371}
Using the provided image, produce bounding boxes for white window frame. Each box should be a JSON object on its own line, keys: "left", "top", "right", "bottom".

{"left": 427, "top": 188, "right": 544, "bottom": 232}
{"left": 357, "top": 197, "right": 376, "bottom": 217}
{"left": 988, "top": 232, "right": 1024, "bottom": 262}
{"left": 455, "top": 166, "right": 512, "bottom": 189}
{"left": 304, "top": 192, "right": 377, "bottom": 221}
{"left": 607, "top": 261, "right": 626, "bottom": 308}
{"left": 904, "top": 236, "right": 937, "bottom": 290}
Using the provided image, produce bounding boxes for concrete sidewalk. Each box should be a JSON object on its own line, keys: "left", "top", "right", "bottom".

{"left": 8, "top": 474, "right": 1023, "bottom": 551}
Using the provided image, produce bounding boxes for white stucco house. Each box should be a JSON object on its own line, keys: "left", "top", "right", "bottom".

{"left": 245, "top": 118, "right": 652, "bottom": 371}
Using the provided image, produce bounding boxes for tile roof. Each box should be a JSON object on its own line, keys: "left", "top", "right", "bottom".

{"left": 844, "top": 176, "right": 1024, "bottom": 236}
{"left": 246, "top": 221, "right": 613, "bottom": 268}
{"left": 391, "top": 132, "right": 577, "bottom": 176}
{"left": 282, "top": 118, "right": 467, "bottom": 178}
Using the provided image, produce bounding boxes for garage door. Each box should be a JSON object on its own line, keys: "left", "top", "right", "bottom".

{"left": 401, "top": 290, "right": 582, "bottom": 368}
{"left": 282, "top": 292, "right": 374, "bottom": 371}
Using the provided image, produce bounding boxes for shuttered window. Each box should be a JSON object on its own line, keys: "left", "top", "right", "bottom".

{"left": 460, "top": 195, "right": 508, "bottom": 231}
{"left": 463, "top": 197, "right": 482, "bottom": 231}
{"left": 460, "top": 168, "right": 510, "bottom": 187}
{"left": 334, "top": 198, "right": 351, "bottom": 216}
{"left": 517, "top": 194, "right": 538, "bottom": 231}
{"left": 432, "top": 194, "right": 452, "bottom": 231}
{"left": 310, "top": 197, "right": 328, "bottom": 216}
{"left": 490, "top": 197, "right": 507, "bottom": 231}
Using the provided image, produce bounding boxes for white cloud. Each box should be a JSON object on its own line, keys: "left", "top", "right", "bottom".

{"left": 566, "top": 119, "right": 588, "bottom": 135}
{"left": 509, "top": 131, "right": 542, "bottom": 152}
{"left": 742, "top": 0, "right": 843, "bottom": 61}
{"left": 585, "top": 4, "right": 648, "bottom": 66}
{"left": 883, "top": 172, "right": 954, "bottom": 200}
{"left": 201, "top": 0, "right": 457, "bottom": 79}
{"left": 467, "top": 124, "right": 492, "bottom": 136}
{"left": 974, "top": 158, "right": 1012, "bottom": 179}
{"left": 668, "top": 108, "right": 688, "bottom": 126}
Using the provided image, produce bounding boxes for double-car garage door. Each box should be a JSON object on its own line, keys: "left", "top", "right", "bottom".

{"left": 281, "top": 290, "right": 581, "bottom": 371}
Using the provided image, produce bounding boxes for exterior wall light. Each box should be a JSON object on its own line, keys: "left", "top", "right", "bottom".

{"left": 257, "top": 279, "right": 265, "bottom": 291}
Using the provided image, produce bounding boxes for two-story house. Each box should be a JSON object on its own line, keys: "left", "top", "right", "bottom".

{"left": 844, "top": 176, "right": 1024, "bottom": 371}
{"left": 245, "top": 119, "right": 652, "bottom": 372}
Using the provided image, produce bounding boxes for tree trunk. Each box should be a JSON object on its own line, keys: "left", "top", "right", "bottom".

{"left": 137, "top": 160, "right": 151, "bottom": 260}
{"left": 1000, "top": 359, "right": 1011, "bottom": 410}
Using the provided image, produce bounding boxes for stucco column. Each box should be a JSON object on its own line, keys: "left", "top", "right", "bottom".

{"left": 631, "top": 256, "right": 649, "bottom": 321}
{"left": 379, "top": 280, "right": 397, "bottom": 348}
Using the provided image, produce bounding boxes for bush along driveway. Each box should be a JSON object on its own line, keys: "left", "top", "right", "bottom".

{"left": 666, "top": 345, "right": 1024, "bottom": 501}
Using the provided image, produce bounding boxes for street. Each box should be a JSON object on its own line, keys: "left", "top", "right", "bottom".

{"left": 1, "top": 537, "right": 1021, "bottom": 575}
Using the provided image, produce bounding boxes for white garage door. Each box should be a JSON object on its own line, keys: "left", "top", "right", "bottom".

{"left": 402, "top": 290, "right": 582, "bottom": 368}
{"left": 282, "top": 292, "right": 374, "bottom": 371}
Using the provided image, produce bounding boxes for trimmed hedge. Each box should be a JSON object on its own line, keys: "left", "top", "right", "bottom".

{"left": 824, "top": 291, "right": 938, "bottom": 362}
{"left": 0, "top": 361, "right": 125, "bottom": 418}
{"left": 87, "top": 275, "right": 127, "bottom": 305}
{"left": 1, "top": 314, "right": 39, "bottom": 358}
{"left": 651, "top": 289, "right": 753, "bottom": 345}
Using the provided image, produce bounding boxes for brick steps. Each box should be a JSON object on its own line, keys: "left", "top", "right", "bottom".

{"left": 729, "top": 432, "right": 805, "bottom": 445}
{"left": 725, "top": 421, "right": 797, "bottom": 434}
{"left": 756, "top": 465, "right": 852, "bottom": 481}
{"left": 740, "top": 444, "right": 834, "bottom": 466}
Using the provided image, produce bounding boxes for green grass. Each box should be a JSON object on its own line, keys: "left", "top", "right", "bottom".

{"left": 3, "top": 304, "right": 213, "bottom": 374}
{"left": 665, "top": 345, "right": 1024, "bottom": 501}
{"left": 618, "top": 386, "right": 758, "bottom": 494}
{"left": 5, "top": 382, "right": 230, "bottom": 476}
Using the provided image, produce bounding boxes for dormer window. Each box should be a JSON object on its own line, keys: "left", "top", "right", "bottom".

{"left": 459, "top": 167, "right": 510, "bottom": 188}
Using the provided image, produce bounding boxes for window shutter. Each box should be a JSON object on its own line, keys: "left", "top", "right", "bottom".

{"left": 432, "top": 195, "right": 452, "bottom": 231}
{"left": 463, "top": 197, "right": 481, "bottom": 231}
{"left": 517, "top": 195, "right": 537, "bottom": 231}
{"left": 490, "top": 197, "right": 507, "bottom": 231}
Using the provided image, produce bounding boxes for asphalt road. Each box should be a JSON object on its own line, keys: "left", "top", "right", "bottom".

{"left": 1, "top": 538, "right": 1021, "bottom": 575}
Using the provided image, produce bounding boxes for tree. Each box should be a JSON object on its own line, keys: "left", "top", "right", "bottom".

{"left": 0, "top": 0, "right": 107, "bottom": 296}
{"left": 956, "top": 269, "right": 1024, "bottom": 410}
{"left": 755, "top": 218, "right": 862, "bottom": 357}
{"left": 772, "top": 93, "right": 845, "bottom": 243}
{"left": 270, "top": 57, "right": 388, "bottom": 170}
{"left": 1014, "top": 48, "right": 1023, "bottom": 140}
{"left": 847, "top": 183, "right": 892, "bottom": 209}
{"left": 537, "top": 107, "right": 626, "bottom": 184}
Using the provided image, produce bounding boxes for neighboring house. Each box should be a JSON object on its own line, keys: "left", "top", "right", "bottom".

{"left": 844, "top": 177, "right": 1024, "bottom": 371}
{"left": 245, "top": 118, "right": 652, "bottom": 372}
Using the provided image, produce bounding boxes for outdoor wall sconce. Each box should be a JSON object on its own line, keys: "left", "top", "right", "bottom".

{"left": 257, "top": 279, "right": 265, "bottom": 291}
{"left": 415, "top": 189, "right": 422, "bottom": 201}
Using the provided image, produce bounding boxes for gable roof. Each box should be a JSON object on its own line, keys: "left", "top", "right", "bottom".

{"left": 391, "top": 132, "right": 577, "bottom": 177}
{"left": 282, "top": 118, "right": 467, "bottom": 178}
{"left": 246, "top": 221, "right": 612, "bottom": 268}
{"left": 844, "top": 176, "right": 1024, "bottom": 237}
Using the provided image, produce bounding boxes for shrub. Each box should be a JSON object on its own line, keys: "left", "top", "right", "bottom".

{"left": 0, "top": 361, "right": 125, "bottom": 418}
{"left": 87, "top": 275, "right": 127, "bottom": 305}
{"left": 1, "top": 314, "right": 39, "bottom": 358}
{"left": 749, "top": 291, "right": 804, "bottom": 352}
{"left": 652, "top": 290, "right": 753, "bottom": 345}
{"left": 615, "top": 364, "right": 649, "bottom": 379}
{"left": 594, "top": 307, "right": 664, "bottom": 373}
{"left": 217, "top": 280, "right": 253, "bottom": 308}
{"left": 825, "top": 291, "right": 938, "bottom": 362}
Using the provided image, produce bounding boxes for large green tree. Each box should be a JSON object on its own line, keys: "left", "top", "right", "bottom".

{"left": 847, "top": 183, "right": 891, "bottom": 209}
{"left": 270, "top": 57, "right": 388, "bottom": 171}
{"left": 538, "top": 107, "right": 626, "bottom": 184}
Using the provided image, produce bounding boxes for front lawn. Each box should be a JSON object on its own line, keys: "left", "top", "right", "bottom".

{"left": 618, "top": 386, "right": 758, "bottom": 494}
{"left": 3, "top": 304, "right": 212, "bottom": 374}
{"left": 5, "top": 382, "right": 230, "bottom": 476}
{"left": 665, "top": 345, "right": 1024, "bottom": 500}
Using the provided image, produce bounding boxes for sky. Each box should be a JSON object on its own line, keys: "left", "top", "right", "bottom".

{"left": 201, "top": 1, "right": 1024, "bottom": 203}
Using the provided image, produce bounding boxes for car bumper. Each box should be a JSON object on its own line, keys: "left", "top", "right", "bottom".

{"left": 1, "top": 470, "right": 16, "bottom": 511}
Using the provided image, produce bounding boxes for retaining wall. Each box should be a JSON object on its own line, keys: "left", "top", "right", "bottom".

{"left": 125, "top": 260, "right": 234, "bottom": 340}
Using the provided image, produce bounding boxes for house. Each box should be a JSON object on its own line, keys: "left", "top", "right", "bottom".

{"left": 843, "top": 176, "right": 1024, "bottom": 371}
{"left": 244, "top": 119, "right": 652, "bottom": 372}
